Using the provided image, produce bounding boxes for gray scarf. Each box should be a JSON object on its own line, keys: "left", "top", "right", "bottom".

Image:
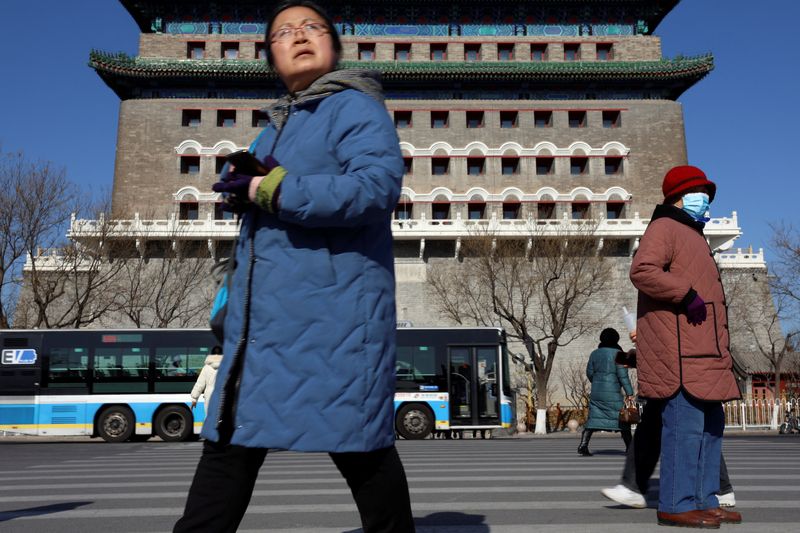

{"left": 265, "top": 69, "right": 385, "bottom": 131}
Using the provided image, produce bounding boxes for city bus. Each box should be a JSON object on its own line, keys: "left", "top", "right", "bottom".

{"left": 0, "top": 327, "right": 513, "bottom": 441}
{"left": 395, "top": 327, "right": 513, "bottom": 439}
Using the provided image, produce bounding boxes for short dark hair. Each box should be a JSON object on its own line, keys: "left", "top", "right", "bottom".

{"left": 211, "top": 345, "right": 223, "bottom": 355}
{"left": 264, "top": 0, "right": 342, "bottom": 66}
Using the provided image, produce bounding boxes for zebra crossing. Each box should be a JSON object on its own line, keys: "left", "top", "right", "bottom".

{"left": 0, "top": 434, "right": 797, "bottom": 532}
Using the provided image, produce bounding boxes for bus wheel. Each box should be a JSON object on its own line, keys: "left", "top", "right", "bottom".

{"left": 155, "top": 406, "right": 193, "bottom": 442}
{"left": 97, "top": 406, "right": 135, "bottom": 443}
{"left": 396, "top": 404, "right": 434, "bottom": 440}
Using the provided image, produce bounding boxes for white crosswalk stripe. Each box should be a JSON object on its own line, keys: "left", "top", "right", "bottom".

{"left": 0, "top": 434, "right": 797, "bottom": 532}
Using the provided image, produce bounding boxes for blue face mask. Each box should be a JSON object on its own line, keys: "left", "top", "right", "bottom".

{"left": 681, "top": 192, "right": 710, "bottom": 222}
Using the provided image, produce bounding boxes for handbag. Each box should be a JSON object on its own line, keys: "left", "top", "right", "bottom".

{"left": 619, "top": 398, "right": 640, "bottom": 424}
{"left": 209, "top": 244, "right": 236, "bottom": 344}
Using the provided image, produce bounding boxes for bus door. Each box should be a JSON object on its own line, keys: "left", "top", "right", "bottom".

{"left": 448, "top": 345, "right": 499, "bottom": 427}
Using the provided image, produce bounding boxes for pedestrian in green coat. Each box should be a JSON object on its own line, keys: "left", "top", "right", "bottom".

{"left": 578, "top": 328, "right": 635, "bottom": 456}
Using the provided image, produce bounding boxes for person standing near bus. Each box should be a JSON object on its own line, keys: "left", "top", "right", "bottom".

{"left": 190, "top": 346, "right": 223, "bottom": 416}
{"left": 173, "top": 2, "right": 414, "bottom": 532}
{"left": 629, "top": 165, "right": 741, "bottom": 528}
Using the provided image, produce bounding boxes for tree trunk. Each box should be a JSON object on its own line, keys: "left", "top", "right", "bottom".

{"left": 534, "top": 372, "right": 548, "bottom": 434}
{"left": 771, "top": 361, "right": 783, "bottom": 430}
{"left": 534, "top": 409, "right": 547, "bottom": 435}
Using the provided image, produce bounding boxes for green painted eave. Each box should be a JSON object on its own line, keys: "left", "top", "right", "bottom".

{"left": 90, "top": 50, "right": 712, "bottom": 84}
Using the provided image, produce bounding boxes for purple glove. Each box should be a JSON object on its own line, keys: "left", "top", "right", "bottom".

{"left": 212, "top": 155, "right": 280, "bottom": 210}
{"left": 212, "top": 172, "right": 253, "bottom": 196}
{"left": 686, "top": 294, "right": 707, "bottom": 325}
{"left": 211, "top": 155, "right": 280, "bottom": 199}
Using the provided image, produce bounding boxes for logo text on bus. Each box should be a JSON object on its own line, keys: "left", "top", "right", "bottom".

{"left": 1, "top": 349, "right": 37, "bottom": 365}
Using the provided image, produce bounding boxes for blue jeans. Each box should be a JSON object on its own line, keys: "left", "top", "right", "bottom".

{"left": 659, "top": 388, "right": 724, "bottom": 513}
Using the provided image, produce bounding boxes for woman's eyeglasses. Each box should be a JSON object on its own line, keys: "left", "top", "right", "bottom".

{"left": 270, "top": 22, "right": 329, "bottom": 42}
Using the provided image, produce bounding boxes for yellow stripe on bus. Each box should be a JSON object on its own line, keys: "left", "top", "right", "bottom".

{"left": 0, "top": 424, "right": 87, "bottom": 430}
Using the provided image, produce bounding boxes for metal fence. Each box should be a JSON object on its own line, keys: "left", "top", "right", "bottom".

{"left": 723, "top": 397, "right": 799, "bottom": 430}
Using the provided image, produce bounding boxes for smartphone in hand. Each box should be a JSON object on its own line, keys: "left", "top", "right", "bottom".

{"left": 225, "top": 150, "right": 269, "bottom": 176}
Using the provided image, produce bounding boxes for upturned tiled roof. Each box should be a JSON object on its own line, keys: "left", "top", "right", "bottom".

{"left": 89, "top": 50, "right": 713, "bottom": 99}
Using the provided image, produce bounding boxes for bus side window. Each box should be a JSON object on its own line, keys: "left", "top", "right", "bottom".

{"left": 154, "top": 345, "right": 211, "bottom": 393}
{"left": 46, "top": 347, "right": 89, "bottom": 389}
{"left": 396, "top": 345, "right": 437, "bottom": 385}
{"left": 121, "top": 353, "right": 148, "bottom": 379}
{"left": 187, "top": 350, "right": 208, "bottom": 376}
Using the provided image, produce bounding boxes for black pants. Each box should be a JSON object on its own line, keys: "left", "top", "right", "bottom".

{"left": 174, "top": 440, "right": 415, "bottom": 533}
{"left": 620, "top": 399, "right": 733, "bottom": 495}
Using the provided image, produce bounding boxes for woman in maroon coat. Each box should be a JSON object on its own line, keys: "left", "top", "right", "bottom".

{"left": 630, "top": 165, "right": 741, "bottom": 528}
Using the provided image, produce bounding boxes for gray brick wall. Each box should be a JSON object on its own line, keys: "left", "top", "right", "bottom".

{"left": 393, "top": 99, "right": 687, "bottom": 217}
{"left": 113, "top": 98, "right": 686, "bottom": 219}
{"left": 113, "top": 100, "right": 273, "bottom": 218}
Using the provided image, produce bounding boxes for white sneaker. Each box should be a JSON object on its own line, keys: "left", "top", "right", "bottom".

{"left": 717, "top": 492, "right": 736, "bottom": 507}
{"left": 601, "top": 484, "right": 646, "bottom": 508}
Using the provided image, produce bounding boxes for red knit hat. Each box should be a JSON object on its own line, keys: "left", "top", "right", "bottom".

{"left": 662, "top": 165, "right": 716, "bottom": 202}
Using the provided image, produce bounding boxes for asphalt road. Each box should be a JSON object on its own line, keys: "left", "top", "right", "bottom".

{"left": 0, "top": 433, "right": 798, "bottom": 532}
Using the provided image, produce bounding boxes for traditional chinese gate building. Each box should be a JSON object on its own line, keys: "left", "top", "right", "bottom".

{"left": 42, "top": 0, "right": 774, "bottom": 407}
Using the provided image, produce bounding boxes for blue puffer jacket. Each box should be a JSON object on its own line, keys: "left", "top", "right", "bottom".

{"left": 202, "top": 70, "right": 403, "bottom": 452}
{"left": 585, "top": 347, "right": 634, "bottom": 431}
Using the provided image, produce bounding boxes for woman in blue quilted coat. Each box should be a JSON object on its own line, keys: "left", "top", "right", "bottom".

{"left": 174, "top": 2, "right": 414, "bottom": 532}
{"left": 578, "top": 328, "right": 635, "bottom": 456}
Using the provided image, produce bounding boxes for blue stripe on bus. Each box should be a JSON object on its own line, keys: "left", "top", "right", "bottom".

{"left": 0, "top": 400, "right": 205, "bottom": 427}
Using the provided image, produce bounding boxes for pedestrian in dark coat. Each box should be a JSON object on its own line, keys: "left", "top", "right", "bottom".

{"left": 629, "top": 165, "right": 741, "bottom": 528}
{"left": 578, "top": 328, "right": 634, "bottom": 456}
{"left": 174, "top": 2, "right": 414, "bottom": 532}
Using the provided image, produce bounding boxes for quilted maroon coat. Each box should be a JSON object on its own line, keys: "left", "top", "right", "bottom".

{"left": 630, "top": 205, "right": 740, "bottom": 401}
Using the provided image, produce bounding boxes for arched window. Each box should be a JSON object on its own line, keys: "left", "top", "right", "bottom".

{"left": 179, "top": 195, "right": 199, "bottom": 220}
{"left": 467, "top": 194, "right": 486, "bottom": 220}
{"left": 432, "top": 194, "right": 451, "bottom": 220}
{"left": 395, "top": 194, "right": 413, "bottom": 220}
{"left": 606, "top": 194, "right": 626, "bottom": 219}
{"left": 502, "top": 195, "right": 521, "bottom": 220}
{"left": 537, "top": 194, "right": 556, "bottom": 219}
{"left": 572, "top": 195, "right": 590, "bottom": 220}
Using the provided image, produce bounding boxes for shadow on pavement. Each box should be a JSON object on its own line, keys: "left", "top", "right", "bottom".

{"left": 589, "top": 450, "right": 626, "bottom": 456}
{"left": 0, "top": 501, "right": 93, "bottom": 522}
{"left": 342, "top": 512, "right": 490, "bottom": 532}
{"left": 416, "top": 511, "right": 490, "bottom": 530}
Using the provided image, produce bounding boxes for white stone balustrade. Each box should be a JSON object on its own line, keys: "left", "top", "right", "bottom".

{"left": 23, "top": 250, "right": 95, "bottom": 271}
{"left": 67, "top": 211, "right": 742, "bottom": 253}
{"left": 68, "top": 212, "right": 239, "bottom": 240}
{"left": 716, "top": 248, "right": 767, "bottom": 269}
{"left": 29, "top": 212, "right": 755, "bottom": 272}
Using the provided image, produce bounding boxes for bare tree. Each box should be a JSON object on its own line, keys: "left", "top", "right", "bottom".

{"left": 114, "top": 235, "right": 214, "bottom": 328}
{"left": 427, "top": 222, "right": 614, "bottom": 433}
{"left": 770, "top": 223, "right": 800, "bottom": 321}
{"left": 0, "top": 149, "right": 82, "bottom": 328}
{"left": 782, "top": 339, "right": 800, "bottom": 400}
{"left": 560, "top": 357, "right": 590, "bottom": 411}
{"left": 16, "top": 198, "right": 126, "bottom": 329}
{"left": 726, "top": 269, "right": 798, "bottom": 430}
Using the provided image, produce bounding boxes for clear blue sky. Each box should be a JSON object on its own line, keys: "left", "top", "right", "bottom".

{"left": 1, "top": 1, "right": 797, "bottom": 260}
